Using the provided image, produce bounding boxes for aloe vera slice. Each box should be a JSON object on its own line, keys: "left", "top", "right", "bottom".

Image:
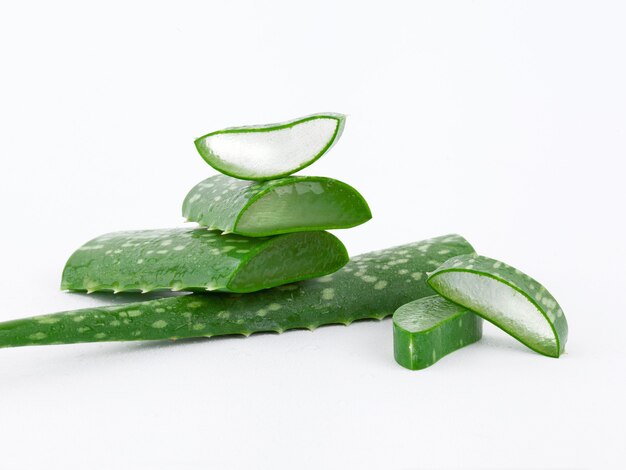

{"left": 428, "top": 255, "right": 568, "bottom": 358}
{"left": 1, "top": 234, "right": 474, "bottom": 348}
{"left": 194, "top": 113, "right": 345, "bottom": 180}
{"left": 61, "top": 228, "right": 348, "bottom": 294}
{"left": 393, "top": 296, "right": 483, "bottom": 370}
{"left": 182, "top": 174, "right": 371, "bottom": 236}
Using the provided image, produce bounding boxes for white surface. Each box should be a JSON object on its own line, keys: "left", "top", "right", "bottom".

{"left": 0, "top": 1, "right": 624, "bottom": 469}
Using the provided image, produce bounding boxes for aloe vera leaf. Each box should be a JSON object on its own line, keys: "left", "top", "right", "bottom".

{"left": 428, "top": 254, "right": 568, "bottom": 358}
{"left": 182, "top": 174, "right": 371, "bottom": 236}
{"left": 1, "top": 234, "right": 474, "bottom": 349}
{"left": 194, "top": 113, "right": 345, "bottom": 181}
{"left": 61, "top": 228, "right": 348, "bottom": 294}
{"left": 393, "top": 295, "right": 483, "bottom": 370}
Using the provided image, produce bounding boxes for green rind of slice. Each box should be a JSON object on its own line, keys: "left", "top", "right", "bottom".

{"left": 194, "top": 113, "right": 346, "bottom": 181}
{"left": 182, "top": 174, "right": 372, "bottom": 236}
{"left": 2, "top": 234, "right": 475, "bottom": 348}
{"left": 393, "top": 295, "right": 483, "bottom": 370}
{"left": 428, "top": 254, "right": 568, "bottom": 358}
{"left": 61, "top": 229, "right": 348, "bottom": 294}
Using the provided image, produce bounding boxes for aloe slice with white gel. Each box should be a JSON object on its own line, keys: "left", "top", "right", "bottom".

{"left": 393, "top": 296, "right": 483, "bottom": 370}
{"left": 182, "top": 174, "right": 371, "bottom": 236}
{"left": 428, "top": 254, "right": 568, "bottom": 358}
{"left": 194, "top": 113, "right": 346, "bottom": 181}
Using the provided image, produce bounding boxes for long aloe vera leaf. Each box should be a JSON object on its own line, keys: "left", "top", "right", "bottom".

{"left": 194, "top": 113, "right": 345, "bottom": 181}
{"left": 393, "top": 295, "right": 483, "bottom": 370}
{"left": 182, "top": 174, "right": 371, "bottom": 237}
{"left": 1, "top": 234, "right": 474, "bottom": 349}
{"left": 61, "top": 228, "right": 348, "bottom": 294}
{"left": 428, "top": 254, "right": 568, "bottom": 358}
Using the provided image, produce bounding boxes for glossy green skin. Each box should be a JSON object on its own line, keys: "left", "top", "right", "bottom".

{"left": 61, "top": 228, "right": 348, "bottom": 294}
{"left": 428, "top": 254, "right": 568, "bottom": 358}
{"left": 1, "top": 234, "right": 474, "bottom": 348}
{"left": 194, "top": 113, "right": 346, "bottom": 181}
{"left": 393, "top": 296, "right": 483, "bottom": 370}
{"left": 182, "top": 174, "right": 372, "bottom": 237}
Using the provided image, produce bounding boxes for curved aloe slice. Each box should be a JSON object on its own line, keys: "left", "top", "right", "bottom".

{"left": 393, "top": 296, "right": 483, "bottom": 370}
{"left": 182, "top": 174, "right": 371, "bottom": 236}
{"left": 61, "top": 229, "right": 348, "bottom": 294}
{"left": 194, "top": 113, "right": 345, "bottom": 180}
{"left": 1, "top": 234, "right": 474, "bottom": 348}
{"left": 428, "top": 255, "right": 568, "bottom": 358}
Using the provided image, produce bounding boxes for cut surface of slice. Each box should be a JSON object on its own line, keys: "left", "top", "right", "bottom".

{"left": 194, "top": 113, "right": 345, "bottom": 180}
{"left": 393, "top": 295, "right": 483, "bottom": 370}
{"left": 428, "top": 254, "right": 568, "bottom": 358}
{"left": 2, "top": 234, "right": 475, "bottom": 348}
{"left": 61, "top": 229, "right": 348, "bottom": 294}
{"left": 182, "top": 174, "right": 371, "bottom": 236}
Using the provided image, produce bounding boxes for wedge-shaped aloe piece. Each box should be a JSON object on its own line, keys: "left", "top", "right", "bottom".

{"left": 393, "top": 295, "right": 483, "bottom": 370}
{"left": 1, "top": 234, "right": 474, "bottom": 348}
{"left": 182, "top": 174, "right": 371, "bottom": 236}
{"left": 428, "top": 254, "right": 568, "bottom": 358}
{"left": 61, "top": 228, "right": 348, "bottom": 294}
{"left": 194, "top": 113, "right": 345, "bottom": 181}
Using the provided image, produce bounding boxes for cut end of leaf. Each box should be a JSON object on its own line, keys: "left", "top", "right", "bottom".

{"left": 428, "top": 255, "right": 568, "bottom": 358}
{"left": 393, "top": 295, "right": 483, "bottom": 370}
{"left": 227, "top": 231, "right": 349, "bottom": 292}
{"left": 182, "top": 174, "right": 371, "bottom": 237}
{"left": 194, "top": 112, "right": 346, "bottom": 180}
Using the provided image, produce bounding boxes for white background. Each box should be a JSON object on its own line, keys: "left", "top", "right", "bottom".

{"left": 1, "top": 1, "right": 624, "bottom": 469}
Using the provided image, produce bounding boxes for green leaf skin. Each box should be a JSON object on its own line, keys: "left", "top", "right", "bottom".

{"left": 2, "top": 234, "right": 474, "bottom": 349}
{"left": 182, "top": 174, "right": 372, "bottom": 237}
{"left": 194, "top": 113, "right": 346, "bottom": 181}
{"left": 61, "top": 229, "right": 348, "bottom": 294}
{"left": 428, "top": 254, "right": 568, "bottom": 358}
{"left": 393, "top": 296, "right": 483, "bottom": 370}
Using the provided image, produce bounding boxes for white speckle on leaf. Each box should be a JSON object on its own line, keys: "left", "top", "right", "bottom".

{"left": 152, "top": 320, "right": 168, "bottom": 329}
{"left": 374, "top": 280, "right": 388, "bottom": 290}
{"left": 322, "top": 288, "right": 335, "bottom": 300}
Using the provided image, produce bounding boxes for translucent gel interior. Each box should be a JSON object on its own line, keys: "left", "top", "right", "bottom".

{"left": 432, "top": 272, "right": 556, "bottom": 353}
{"left": 237, "top": 180, "right": 366, "bottom": 234}
{"left": 394, "top": 296, "right": 460, "bottom": 332}
{"left": 228, "top": 232, "right": 346, "bottom": 292}
{"left": 207, "top": 118, "right": 338, "bottom": 177}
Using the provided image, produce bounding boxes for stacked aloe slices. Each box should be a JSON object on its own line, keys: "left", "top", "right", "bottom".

{"left": 0, "top": 112, "right": 569, "bottom": 371}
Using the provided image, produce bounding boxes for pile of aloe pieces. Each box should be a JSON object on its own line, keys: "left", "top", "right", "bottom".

{"left": 0, "top": 113, "right": 568, "bottom": 369}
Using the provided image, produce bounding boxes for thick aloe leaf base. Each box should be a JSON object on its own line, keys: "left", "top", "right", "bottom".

{"left": 1, "top": 234, "right": 474, "bottom": 348}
